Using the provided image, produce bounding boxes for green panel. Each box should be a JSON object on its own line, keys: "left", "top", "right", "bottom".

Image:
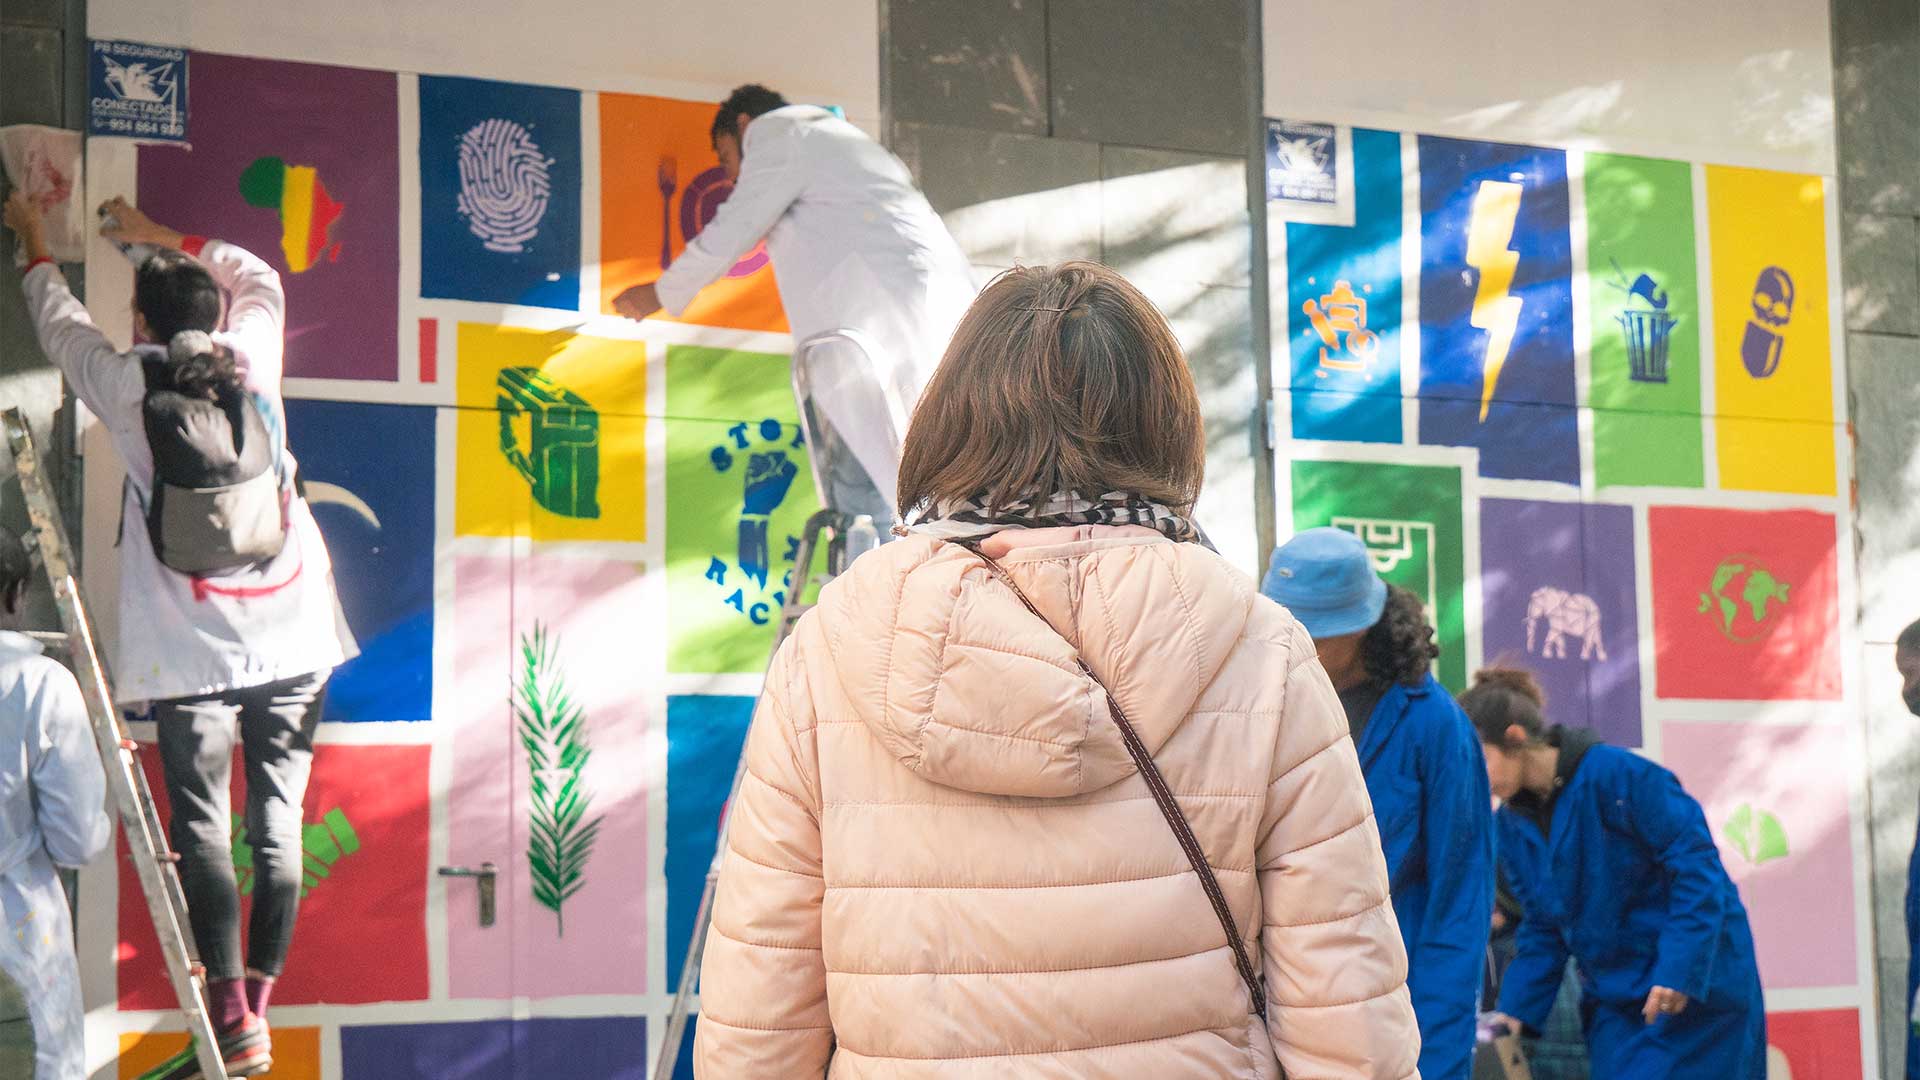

{"left": 1585, "top": 152, "right": 1704, "bottom": 489}
{"left": 1291, "top": 459, "right": 1466, "bottom": 691}
{"left": 665, "top": 345, "right": 821, "bottom": 675}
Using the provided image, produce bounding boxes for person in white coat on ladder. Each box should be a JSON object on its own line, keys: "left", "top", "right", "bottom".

{"left": 613, "top": 84, "right": 977, "bottom": 527}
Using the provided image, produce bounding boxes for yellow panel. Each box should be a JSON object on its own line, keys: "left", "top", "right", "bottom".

{"left": 454, "top": 323, "right": 648, "bottom": 542}
{"left": 1707, "top": 166, "right": 1834, "bottom": 495}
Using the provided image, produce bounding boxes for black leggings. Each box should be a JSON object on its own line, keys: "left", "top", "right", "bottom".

{"left": 154, "top": 671, "right": 327, "bottom": 981}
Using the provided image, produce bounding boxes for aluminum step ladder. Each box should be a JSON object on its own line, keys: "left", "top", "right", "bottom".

{"left": 652, "top": 331, "right": 896, "bottom": 1077}
{"left": 2, "top": 408, "right": 227, "bottom": 1079}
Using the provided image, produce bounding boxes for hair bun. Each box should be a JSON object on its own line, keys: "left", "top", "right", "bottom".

{"left": 168, "top": 329, "right": 215, "bottom": 363}
{"left": 1472, "top": 666, "right": 1547, "bottom": 708}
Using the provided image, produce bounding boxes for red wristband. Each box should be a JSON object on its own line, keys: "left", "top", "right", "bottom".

{"left": 180, "top": 235, "right": 209, "bottom": 257}
{"left": 24, "top": 255, "right": 55, "bottom": 272}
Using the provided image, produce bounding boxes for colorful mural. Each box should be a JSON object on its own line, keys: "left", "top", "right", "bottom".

{"left": 80, "top": 43, "right": 1868, "bottom": 1077}
{"left": 1273, "top": 124, "right": 1863, "bottom": 1068}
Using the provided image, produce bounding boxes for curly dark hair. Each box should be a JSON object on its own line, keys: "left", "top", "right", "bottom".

{"left": 1358, "top": 585, "right": 1440, "bottom": 687}
{"left": 710, "top": 84, "right": 790, "bottom": 144}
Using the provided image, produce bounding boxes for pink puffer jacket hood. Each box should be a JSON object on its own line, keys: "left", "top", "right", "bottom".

{"left": 836, "top": 527, "right": 1253, "bottom": 800}
{"left": 695, "top": 527, "right": 1421, "bottom": 1079}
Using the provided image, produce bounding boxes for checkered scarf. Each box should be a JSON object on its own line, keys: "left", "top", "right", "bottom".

{"left": 899, "top": 490, "right": 1210, "bottom": 548}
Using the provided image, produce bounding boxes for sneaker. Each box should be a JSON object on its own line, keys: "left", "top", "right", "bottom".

{"left": 132, "top": 1017, "right": 273, "bottom": 1080}
{"left": 220, "top": 1017, "right": 273, "bottom": 1077}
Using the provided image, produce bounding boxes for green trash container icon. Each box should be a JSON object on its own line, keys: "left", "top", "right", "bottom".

{"left": 496, "top": 366, "right": 601, "bottom": 519}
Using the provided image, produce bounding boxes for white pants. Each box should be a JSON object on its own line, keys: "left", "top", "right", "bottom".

{"left": 0, "top": 850, "right": 86, "bottom": 1080}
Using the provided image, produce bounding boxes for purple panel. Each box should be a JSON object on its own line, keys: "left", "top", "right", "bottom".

{"left": 1480, "top": 499, "right": 1642, "bottom": 747}
{"left": 341, "top": 1016, "right": 648, "bottom": 1079}
{"left": 137, "top": 52, "right": 399, "bottom": 381}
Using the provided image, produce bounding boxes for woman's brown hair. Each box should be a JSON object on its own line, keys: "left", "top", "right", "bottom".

{"left": 1457, "top": 666, "right": 1549, "bottom": 749}
{"left": 896, "top": 262, "right": 1205, "bottom": 517}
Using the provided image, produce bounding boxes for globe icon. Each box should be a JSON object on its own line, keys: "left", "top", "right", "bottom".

{"left": 1697, "top": 555, "right": 1791, "bottom": 643}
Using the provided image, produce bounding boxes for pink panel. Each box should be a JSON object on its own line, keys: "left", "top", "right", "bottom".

{"left": 448, "top": 552, "right": 650, "bottom": 998}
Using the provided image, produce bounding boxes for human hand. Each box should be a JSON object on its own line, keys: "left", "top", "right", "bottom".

{"left": 613, "top": 282, "right": 662, "bottom": 321}
{"left": 97, "top": 196, "right": 184, "bottom": 250}
{"left": 1480, "top": 1012, "right": 1521, "bottom": 1040}
{"left": 1642, "top": 985, "right": 1690, "bottom": 1024}
{"left": 3, "top": 190, "right": 52, "bottom": 260}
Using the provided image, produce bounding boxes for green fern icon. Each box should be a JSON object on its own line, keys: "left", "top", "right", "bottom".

{"left": 517, "top": 622, "right": 604, "bottom": 936}
{"left": 1723, "top": 803, "right": 1789, "bottom": 866}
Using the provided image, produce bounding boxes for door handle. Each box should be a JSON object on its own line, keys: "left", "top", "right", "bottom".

{"left": 438, "top": 862, "right": 498, "bottom": 928}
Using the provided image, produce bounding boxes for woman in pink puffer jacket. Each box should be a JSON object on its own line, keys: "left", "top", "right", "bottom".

{"left": 695, "top": 262, "right": 1422, "bottom": 1078}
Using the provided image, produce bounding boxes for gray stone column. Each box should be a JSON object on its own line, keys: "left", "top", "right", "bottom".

{"left": 0, "top": 0, "right": 85, "bottom": 614}
{"left": 1832, "top": 0, "right": 1920, "bottom": 1071}
{"left": 884, "top": 0, "right": 1274, "bottom": 574}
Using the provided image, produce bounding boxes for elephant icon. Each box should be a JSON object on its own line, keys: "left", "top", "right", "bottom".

{"left": 1525, "top": 587, "right": 1607, "bottom": 661}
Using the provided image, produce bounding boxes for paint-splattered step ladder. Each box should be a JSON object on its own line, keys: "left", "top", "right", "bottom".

{"left": 2, "top": 408, "right": 228, "bottom": 1080}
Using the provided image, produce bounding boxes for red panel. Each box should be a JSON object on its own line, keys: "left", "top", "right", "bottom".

{"left": 418, "top": 318, "right": 438, "bottom": 383}
{"left": 1648, "top": 506, "right": 1840, "bottom": 700}
{"left": 1767, "top": 1008, "right": 1863, "bottom": 1080}
{"left": 117, "top": 743, "right": 430, "bottom": 1008}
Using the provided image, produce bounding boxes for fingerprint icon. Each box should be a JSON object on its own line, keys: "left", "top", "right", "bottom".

{"left": 456, "top": 118, "right": 552, "bottom": 254}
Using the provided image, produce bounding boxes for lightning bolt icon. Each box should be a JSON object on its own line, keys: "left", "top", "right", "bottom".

{"left": 1464, "top": 180, "right": 1525, "bottom": 422}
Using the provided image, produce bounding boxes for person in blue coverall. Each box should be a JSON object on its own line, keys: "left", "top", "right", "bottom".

{"left": 1896, "top": 617, "right": 1920, "bottom": 1080}
{"left": 1462, "top": 666, "right": 1766, "bottom": 1079}
{"left": 1263, "top": 527, "right": 1493, "bottom": 1080}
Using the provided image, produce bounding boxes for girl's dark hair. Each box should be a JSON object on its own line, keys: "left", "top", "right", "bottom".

{"left": 166, "top": 335, "right": 245, "bottom": 401}
{"left": 1359, "top": 585, "right": 1441, "bottom": 687}
{"left": 135, "top": 250, "right": 221, "bottom": 341}
{"left": 1458, "top": 666, "right": 1549, "bottom": 748}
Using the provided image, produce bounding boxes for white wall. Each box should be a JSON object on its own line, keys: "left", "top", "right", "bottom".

{"left": 90, "top": 0, "right": 881, "bottom": 133}
{"left": 1264, "top": 0, "right": 1835, "bottom": 173}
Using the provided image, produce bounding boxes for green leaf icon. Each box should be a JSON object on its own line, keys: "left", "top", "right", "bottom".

{"left": 518, "top": 621, "right": 604, "bottom": 936}
{"left": 1723, "top": 802, "right": 1790, "bottom": 866}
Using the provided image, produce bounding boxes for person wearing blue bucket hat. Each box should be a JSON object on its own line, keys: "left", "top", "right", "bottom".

{"left": 1263, "top": 528, "right": 1495, "bottom": 1080}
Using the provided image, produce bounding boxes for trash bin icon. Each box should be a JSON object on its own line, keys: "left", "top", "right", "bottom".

{"left": 1617, "top": 306, "right": 1676, "bottom": 384}
{"left": 496, "top": 366, "right": 601, "bottom": 519}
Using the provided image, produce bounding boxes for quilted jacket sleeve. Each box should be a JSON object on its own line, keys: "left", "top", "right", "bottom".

{"left": 1256, "top": 621, "right": 1421, "bottom": 1079}
{"left": 694, "top": 644, "right": 833, "bottom": 1077}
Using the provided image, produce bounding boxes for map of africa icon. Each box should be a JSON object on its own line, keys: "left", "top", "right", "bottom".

{"left": 1697, "top": 554, "right": 1790, "bottom": 643}
{"left": 239, "top": 156, "right": 345, "bottom": 273}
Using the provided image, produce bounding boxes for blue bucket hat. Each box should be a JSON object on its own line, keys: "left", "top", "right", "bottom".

{"left": 1261, "top": 527, "right": 1388, "bottom": 639}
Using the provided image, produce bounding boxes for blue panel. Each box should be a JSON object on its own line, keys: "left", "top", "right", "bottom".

{"left": 419, "top": 76, "right": 582, "bottom": 308}
{"left": 1416, "top": 135, "right": 1578, "bottom": 483}
{"left": 285, "top": 400, "right": 435, "bottom": 722}
{"left": 665, "top": 694, "right": 756, "bottom": 987}
{"left": 1288, "top": 127, "right": 1404, "bottom": 443}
